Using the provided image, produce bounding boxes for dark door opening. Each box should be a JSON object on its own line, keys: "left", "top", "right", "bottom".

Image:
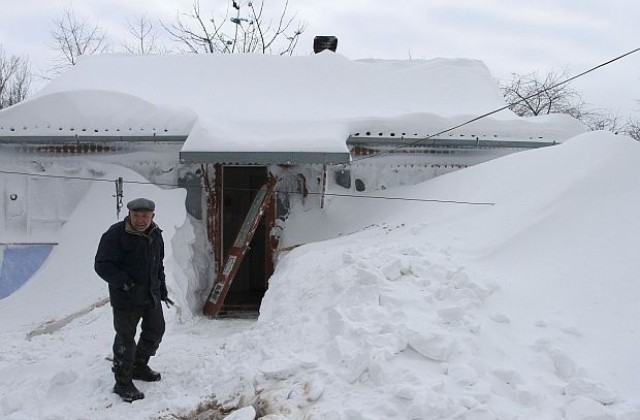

{"left": 222, "top": 166, "right": 268, "bottom": 311}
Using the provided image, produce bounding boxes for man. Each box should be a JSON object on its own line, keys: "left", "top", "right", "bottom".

{"left": 95, "top": 197, "right": 172, "bottom": 402}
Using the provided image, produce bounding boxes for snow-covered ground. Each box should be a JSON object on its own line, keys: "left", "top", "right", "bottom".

{"left": 1, "top": 130, "right": 640, "bottom": 419}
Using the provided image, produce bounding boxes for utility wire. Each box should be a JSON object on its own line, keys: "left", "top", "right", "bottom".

{"left": 0, "top": 169, "right": 494, "bottom": 206}
{"left": 0, "top": 169, "right": 181, "bottom": 188}
{"left": 352, "top": 47, "right": 640, "bottom": 163}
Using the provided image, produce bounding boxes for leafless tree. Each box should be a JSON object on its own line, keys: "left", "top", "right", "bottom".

{"left": 623, "top": 117, "right": 640, "bottom": 140}
{"left": 123, "top": 15, "right": 169, "bottom": 54}
{"left": 0, "top": 45, "right": 32, "bottom": 109}
{"left": 163, "top": 0, "right": 305, "bottom": 55}
{"left": 579, "top": 109, "right": 625, "bottom": 133}
{"left": 50, "top": 7, "right": 108, "bottom": 72}
{"left": 501, "top": 69, "right": 586, "bottom": 118}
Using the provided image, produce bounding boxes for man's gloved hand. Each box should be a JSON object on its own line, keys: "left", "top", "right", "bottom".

{"left": 162, "top": 297, "right": 175, "bottom": 309}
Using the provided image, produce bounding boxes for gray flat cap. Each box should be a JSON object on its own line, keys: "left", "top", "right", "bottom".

{"left": 127, "top": 197, "right": 155, "bottom": 211}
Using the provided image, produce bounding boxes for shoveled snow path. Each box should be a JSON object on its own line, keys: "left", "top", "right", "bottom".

{"left": 0, "top": 305, "right": 254, "bottom": 420}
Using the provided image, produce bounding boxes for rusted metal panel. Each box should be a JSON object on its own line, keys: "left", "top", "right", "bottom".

{"left": 213, "top": 164, "right": 223, "bottom": 274}
{"left": 34, "top": 144, "right": 119, "bottom": 154}
{"left": 264, "top": 174, "right": 277, "bottom": 284}
{"left": 201, "top": 163, "right": 223, "bottom": 276}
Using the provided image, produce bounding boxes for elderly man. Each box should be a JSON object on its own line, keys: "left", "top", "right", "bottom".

{"left": 95, "top": 197, "right": 172, "bottom": 402}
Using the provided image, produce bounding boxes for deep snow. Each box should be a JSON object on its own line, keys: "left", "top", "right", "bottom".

{"left": 0, "top": 53, "right": 584, "bottom": 158}
{"left": 1, "top": 131, "right": 640, "bottom": 419}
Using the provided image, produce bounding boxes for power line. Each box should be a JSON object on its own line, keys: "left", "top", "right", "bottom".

{"left": 352, "top": 46, "right": 640, "bottom": 163}
{"left": 0, "top": 169, "right": 182, "bottom": 188}
{"left": 0, "top": 169, "right": 494, "bottom": 206}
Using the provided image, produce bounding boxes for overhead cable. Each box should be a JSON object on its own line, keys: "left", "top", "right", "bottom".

{"left": 352, "top": 46, "right": 640, "bottom": 162}
{"left": 0, "top": 169, "right": 494, "bottom": 206}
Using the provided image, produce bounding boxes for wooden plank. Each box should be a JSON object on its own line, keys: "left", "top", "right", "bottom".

{"left": 202, "top": 179, "right": 275, "bottom": 318}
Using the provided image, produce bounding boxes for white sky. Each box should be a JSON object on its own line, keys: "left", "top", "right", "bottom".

{"left": 0, "top": 0, "right": 639, "bottom": 117}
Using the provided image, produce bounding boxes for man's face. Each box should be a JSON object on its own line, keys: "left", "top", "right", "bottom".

{"left": 129, "top": 210, "right": 154, "bottom": 231}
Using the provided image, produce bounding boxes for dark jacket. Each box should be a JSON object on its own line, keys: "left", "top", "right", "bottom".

{"left": 94, "top": 218, "right": 167, "bottom": 309}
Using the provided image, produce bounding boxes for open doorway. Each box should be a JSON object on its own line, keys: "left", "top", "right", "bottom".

{"left": 221, "top": 166, "right": 268, "bottom": 312}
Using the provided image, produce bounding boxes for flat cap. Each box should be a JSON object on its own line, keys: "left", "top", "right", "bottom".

{"left": 127, "top": 197, "right": 155, "bottom": 212}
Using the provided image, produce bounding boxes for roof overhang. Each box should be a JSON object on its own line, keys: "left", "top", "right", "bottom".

{"left": 179, "top": 150, "right": 351, "bottom": 165}
{"left": 347, "top": 135, "right": 558, "bottom": 149}
{"left": 0, "top": 135, "right": 188, "bottom": 144}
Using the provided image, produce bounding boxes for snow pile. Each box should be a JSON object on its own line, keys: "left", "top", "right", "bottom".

{"left": 215, "top": 131, "right": 640, "bottom": 419}
{"left": 1, "top": 131, "right": 640, "bottom": 419}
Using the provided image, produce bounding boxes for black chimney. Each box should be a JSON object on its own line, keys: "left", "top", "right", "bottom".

{"left": 313, "top": 36, "right": 338, "bottom": 54}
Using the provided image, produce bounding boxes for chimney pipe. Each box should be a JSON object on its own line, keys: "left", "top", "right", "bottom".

{"left": 313, "top": 36, "right": 338, "bottom": 54}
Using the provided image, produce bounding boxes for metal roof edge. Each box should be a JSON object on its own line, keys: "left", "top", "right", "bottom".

{"left": 179, "top": 151, "right": 351, "bottom": 165}
{"left": 347, "top": 135, "right": 558, "bottom": 149}
{"left": 0, "top": 135, "right": 188, "bottom": 144}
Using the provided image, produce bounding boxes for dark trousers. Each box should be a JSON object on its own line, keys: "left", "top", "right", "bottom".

{"left": 112, "top": 304, "right": 165, "bottom": 368}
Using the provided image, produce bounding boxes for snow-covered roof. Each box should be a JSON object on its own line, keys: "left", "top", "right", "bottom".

{"left": 0, "top": 52, "right": 585, "bottom": 164}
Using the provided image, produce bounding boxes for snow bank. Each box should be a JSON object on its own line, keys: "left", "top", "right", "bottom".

{"left": 217, "top": 131, "right": 640, "bottom": 419}
{"left": 1, "top": 131, "right": 640, "bottom": 420}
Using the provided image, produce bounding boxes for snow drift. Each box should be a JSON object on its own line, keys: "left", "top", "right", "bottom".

{"left": 1, "top": 131, "right": 639, "bottom": 420}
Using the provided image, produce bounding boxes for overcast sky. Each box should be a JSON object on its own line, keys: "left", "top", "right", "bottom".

{"left": 1, "top": 0, "right": 638, "bottom": 117}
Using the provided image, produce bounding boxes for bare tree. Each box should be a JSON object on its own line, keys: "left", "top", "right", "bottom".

{"left": 501, "top": 69, "right": 586, "bottom": 118}
{"left": 123, "top": 15, "right": 168, "bottom": 54}
{"left": 50, "top": 7, "right": 108, "bottom": 72}
{"left": 163, "top": 0, "right": 305, "bottom": 55}
{"left": 0, "top": 45, "right": 32, "bottom": 109}
{"left": 623, "top": 117, "right": 640, "bottom": 140}
{"left": 580, "top": 109, "right": 625, "bottom": 133}
{"left": 579, "top": 110, "right": 640, "bottom": 140}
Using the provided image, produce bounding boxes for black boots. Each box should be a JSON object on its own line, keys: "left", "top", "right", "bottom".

{"left": 112, "top": 354, "right": 161, "bottom": 402}
{"left": 132, "top": 363, "right": 162, "bottom": 382}
{"left": 113, "top": 365, "right": 144, "bottom": 403}
{"left": 113, "top": 381, "right": 145, "bottom": 403}
{"left": 132, "top": 354, "right": 162, "bottom": 382}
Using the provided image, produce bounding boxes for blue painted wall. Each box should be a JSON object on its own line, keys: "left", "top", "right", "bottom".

{"left": 0, "top": 245, "right": 54, "bottom": 299}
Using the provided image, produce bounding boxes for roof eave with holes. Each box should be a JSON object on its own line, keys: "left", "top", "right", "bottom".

{"left": 347, "top": 133, "right": 559, "bottom": 149}
{"left": 0, "top": 134, "right": 188, "bottom": 144}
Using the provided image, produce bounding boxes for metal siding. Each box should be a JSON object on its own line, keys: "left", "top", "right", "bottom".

{"left": 180, "top": 151, "right": 351, "bottom": 165}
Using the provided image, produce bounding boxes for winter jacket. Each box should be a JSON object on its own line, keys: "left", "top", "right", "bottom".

{"left": 94, "top": 218, "right": 167, "bottom": 309}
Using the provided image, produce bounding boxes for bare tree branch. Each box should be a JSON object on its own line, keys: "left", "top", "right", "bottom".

{"left": 0, "top": 45, "right": 32, "bottom": 109}
{"left": 123, "top": 15, "right": 168, "bottom": 54}
{"left": 501, "top": 68, "right": 640, "bottom": 141}
{"left": 162, "top": 1, "right": 229, "bottom": 53}
{"left": 624, "top": 117, "right": 640, "bottom": 140}
{"left": 49, "top": 6, "right": 108, "bottom": 73}
{"left": 501, "top": 69, "right": 585, "bottom": 117}
{"left": 162, "top": 0, "right": 305, "bottom": 55}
